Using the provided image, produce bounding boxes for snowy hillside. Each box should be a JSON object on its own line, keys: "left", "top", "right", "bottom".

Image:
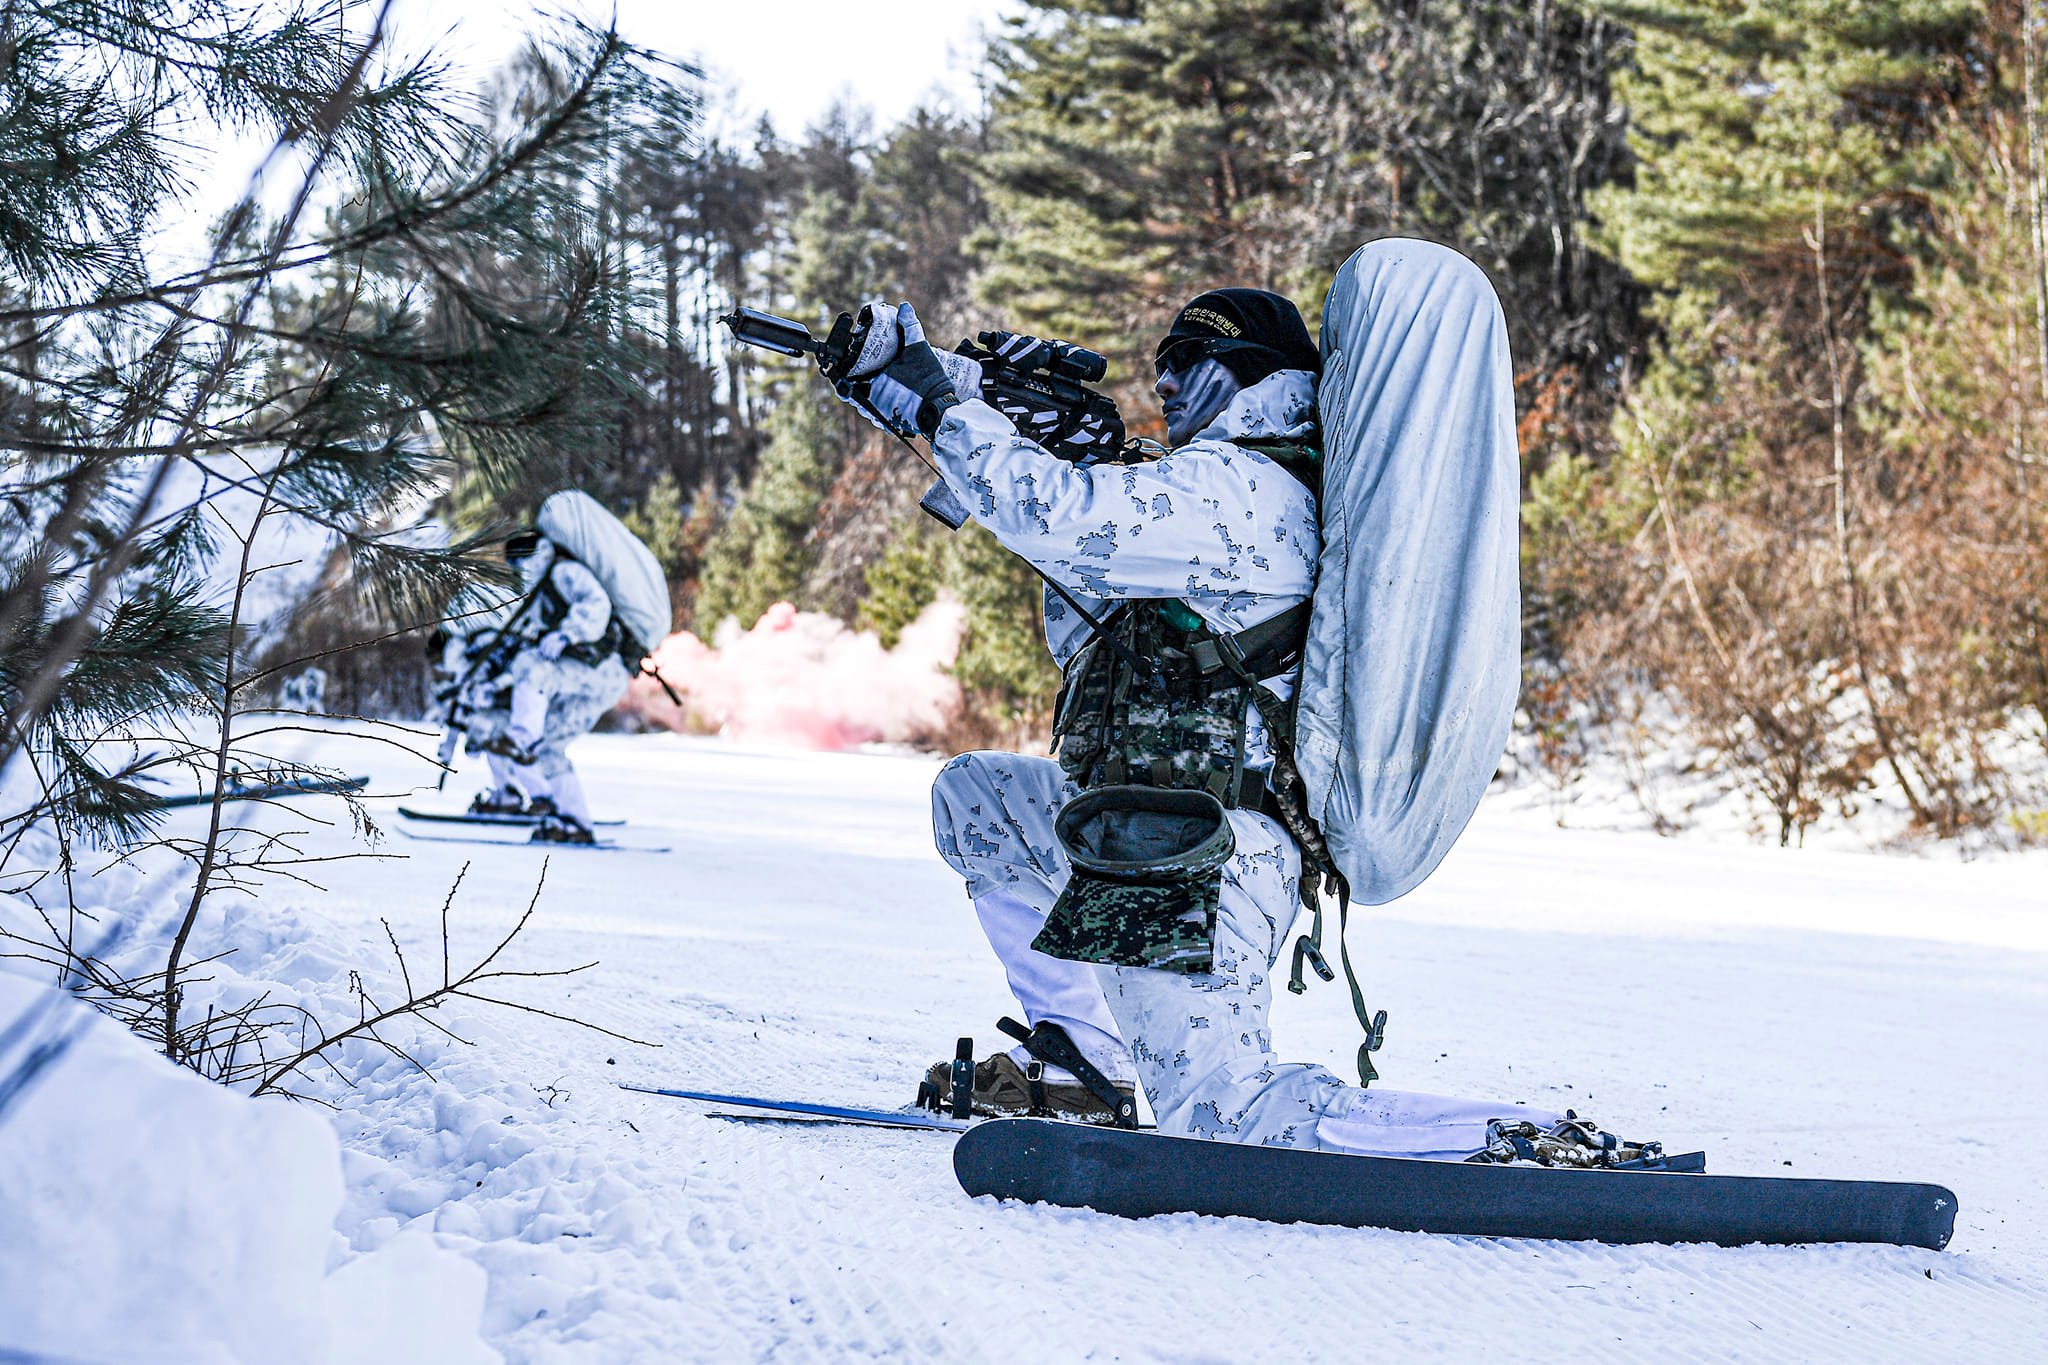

{"left": 5, "top": 725, "right": 2045, "bottom": 1361}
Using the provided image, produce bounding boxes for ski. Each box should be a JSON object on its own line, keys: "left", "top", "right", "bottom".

{"left": 146, "top": 775, "right": 369, "bottom": 809}
{"left": 396, "top": 825, "right": 670, "bottom": 854}
{"left": 622, "top": 1084, "right": 970, "bottom": 1132}
{"left": 396, "top": 805, "right": 624, "bottom": 827}
{"left": 954, "top": 1118, "right": 1957, "bottom": 1250}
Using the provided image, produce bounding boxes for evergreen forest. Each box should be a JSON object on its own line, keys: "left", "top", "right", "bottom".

{"left": 9, "top": 0, "right": 2048, "bottom": 849}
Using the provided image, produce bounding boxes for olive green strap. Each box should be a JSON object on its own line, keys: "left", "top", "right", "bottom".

{"left": 1287, "top": 871, "right": 1386, "bottom": 1088}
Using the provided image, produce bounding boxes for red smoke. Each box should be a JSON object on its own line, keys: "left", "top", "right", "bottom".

{"left": 619, "top": 599, "right": 965, "bottom": 750}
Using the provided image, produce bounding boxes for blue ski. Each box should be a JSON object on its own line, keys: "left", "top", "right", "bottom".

{"left": 621, "top": 1084, "right": 969, "bottom": 1132}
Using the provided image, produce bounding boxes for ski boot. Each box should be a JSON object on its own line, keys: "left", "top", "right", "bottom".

{"left": 467, "top": 787, "right": 528, "bottom": 817}
{"left": 918, "top": 1053, "right": 1135, "bottom": 1123}
{"left": 529, "top": 812, "right": 595, "bottom": 845}
{"left": 1467, "top": 1111, "right": 1666, "bottom": 1169}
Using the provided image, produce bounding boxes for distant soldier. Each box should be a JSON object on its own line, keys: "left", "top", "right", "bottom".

{"left": 447, "top": 526, "right": 633, "bottom": 844}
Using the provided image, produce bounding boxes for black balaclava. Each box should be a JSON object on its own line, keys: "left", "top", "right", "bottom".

{"left": 1153, "top": 288, "right": 1321, "bottom": 387}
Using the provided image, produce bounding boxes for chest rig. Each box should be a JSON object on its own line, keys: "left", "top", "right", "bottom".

{"left": 1049, "top": 597, "right": 1309, "bottom": 808}
{"left": 1034, "top": 436, "right": 1389, "bottom": 1085}
{"left": 1047, "top": 436, "right": 1323, "bottom": 811}
{"left": 534, "top": 566, "right": 627, "bottom": 668}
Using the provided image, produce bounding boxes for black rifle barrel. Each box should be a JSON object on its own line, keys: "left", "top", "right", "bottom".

{"left": 721, "top": 306, "right": 822, "bottom": 359}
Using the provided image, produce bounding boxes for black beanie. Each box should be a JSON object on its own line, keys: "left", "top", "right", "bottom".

{"left": 1154, "top": 288, "right": 1320, "bottom": 385}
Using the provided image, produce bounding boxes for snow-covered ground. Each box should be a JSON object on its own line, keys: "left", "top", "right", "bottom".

{"left": 7, "top": 723, "right": 2047, "bottom": 1361}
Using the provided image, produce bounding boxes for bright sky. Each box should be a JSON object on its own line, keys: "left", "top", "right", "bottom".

{"left": 169, "top": 1, "right": 1017, "bottom": 266}
{"left": 404, "top": 0, "right": 1018, "bottom": 137}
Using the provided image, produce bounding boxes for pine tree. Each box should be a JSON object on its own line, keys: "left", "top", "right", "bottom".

{"left": 1535, "top": 1, "right": 2001, "bottom": 840}
{"left": 1590, "top": 0, "right": 1980, "bottom": 295}
{"left": 941, "top": 524, "right": 1064, "bottom": 745}
{"left": 857, "top": 533, "right": 944, "bottom": 649}
{"left": 691, "top": 377, "right": 834, "bottom": 631}
{"left": 978, "top": 0, "right": 1332, "bottom": 371}
{"left": 0, "top": 3, "right": 688, "bottom": 1056}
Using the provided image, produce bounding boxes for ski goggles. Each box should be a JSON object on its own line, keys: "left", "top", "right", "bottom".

{"left": 1153, "top": 335, "right": 1226, "bottom": 378}
{"left": 1153, "top": 334, "right": 1289, "bottom": 381}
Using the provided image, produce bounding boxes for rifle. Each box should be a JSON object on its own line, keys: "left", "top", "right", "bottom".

{"left": 429, "top": 590, "right": 540, "bottom": 789}
{"left": 721, "top": 303, "right": 1167, "bottom": 682}
{"left": 722, "top": 304, "right": 1151, "bottom": 529}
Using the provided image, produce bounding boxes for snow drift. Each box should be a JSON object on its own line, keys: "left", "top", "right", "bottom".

{"left": 0, "top": 970, "right": 495, "bottom": 1364}
{"left": 621, "top": 598, "right": 965, "bottom": 749}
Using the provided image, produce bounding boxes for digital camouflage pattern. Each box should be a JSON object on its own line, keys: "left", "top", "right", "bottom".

{"left": 455, "top": 556, "right": 631, "bottom": 780}
{"left": 925, "top": 371, "right": 1451, "bottom": 1148}
{"left": 931, "top": 750, "right": 1363, "bottom": 1149}
{"left": 1033, "top": 877, "right": 1216, "bottom": 973}
{"left": 1034, "top": 786, "right": 1236, "bottom": 974}
{"left": 1050, "top": 603, "right": 1262, "bottom": 807}
{"left": 928, "top": 376, "right": 1322, "bottom": 976}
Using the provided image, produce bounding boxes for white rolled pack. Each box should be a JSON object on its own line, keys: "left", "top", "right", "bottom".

{"left": 1295, "top": 239, "right": 1523, "bottom": 905}
{"left": 536, "top": 489, "right": 671, "bottom": 655}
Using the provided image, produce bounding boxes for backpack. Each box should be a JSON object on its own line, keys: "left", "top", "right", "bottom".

{"left": 1298, "top": 238, "right": 1521, "bottom": 904}
{"left": 1265, "top": 240, "right": 1521, "bottom": 1085}
{"left": 535, "top": 490, "right": 671, "bottom": 659}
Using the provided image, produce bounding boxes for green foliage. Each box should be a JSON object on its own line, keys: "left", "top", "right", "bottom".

{"left": 940, "top": 523, "right": 1061, "bottom": 737}
{"left": 622, "top": 472, "right": 690, "bottom": 580}
{"left": 692, "top": 382, "right": 835, "bottom": 631}
{"left": 1, "top": 4, "right": 685, "bottom": 841}
{"left": 1590, "top": 0, "right": 1980, "bottom": 296}
{"left": 978, "top": 0, "right": 1331, "bottom": 370}
{"left": 857, "top": 531, "right": 944, "bottom": 649}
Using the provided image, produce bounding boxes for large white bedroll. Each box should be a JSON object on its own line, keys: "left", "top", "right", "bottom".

{"left": 1296, "top": 239, "right": 1522, "bottom": 905}
{"left": 536, "top": 489, "right": 670, "bottom": 654}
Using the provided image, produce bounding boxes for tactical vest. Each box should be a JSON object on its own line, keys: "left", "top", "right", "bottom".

{"left": 1049, "top": 598, "right": 1310, "bottom": 808}
{"left": 535, "top": 566, "right": 627, "bottom": 669}
{"left": 1037, "top": 437, "right": 1384, "bottom": 1082}
{"left": 1049, "top": 436, "right": 1323, "bottom": 811}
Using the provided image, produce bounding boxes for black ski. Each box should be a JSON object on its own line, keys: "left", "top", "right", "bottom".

{"left": 954, "top": 1118, "right": 1956, "bottom": 1249}
{"left": 396, "top": 825, "right": 670, "bottom": 854}
{"left": 146, "top": 775, "right": 368, "bottom": 809}
{"left": 397, "top": 805, "right": 624, "bottom": 827}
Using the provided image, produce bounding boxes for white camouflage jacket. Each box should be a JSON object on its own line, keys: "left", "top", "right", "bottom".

{"left": 928, "top": 370, "right": 1322, "bottom": 771}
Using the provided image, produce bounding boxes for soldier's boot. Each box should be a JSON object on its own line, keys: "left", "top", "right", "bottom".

{"left": 529, "top": 812, "right": 595, "bottom": 845}
{"left": 467, "top": 787, "right": 527, "bottom": 816}
{"left": 1466, "top": 1111, "right": 1665, "bottom": 1169}
{"left": 920, "top": 1052, "right": 1135, "bottom": 1123}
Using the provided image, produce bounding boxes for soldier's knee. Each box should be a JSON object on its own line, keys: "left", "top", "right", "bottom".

{"left": 933, "top": 749, "right": 1001, "bottom": 799}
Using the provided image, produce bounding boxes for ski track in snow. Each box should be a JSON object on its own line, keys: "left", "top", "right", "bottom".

{"left": 135, "top": 725, "right": 2046, "bottom": 1361}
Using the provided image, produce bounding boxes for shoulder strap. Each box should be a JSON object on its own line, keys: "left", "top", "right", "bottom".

{"left": 1234, "top": 436, "right": 1323, "bottom": 498}
{"left": 1286, "top": 873, "right": 1388, "bottom": 1087}
{"left": 1243, "top": 674, "right": 1389, "bottom": 1090}
{"left": 1185, "top": 599, "right": 1312, "bottom": 683}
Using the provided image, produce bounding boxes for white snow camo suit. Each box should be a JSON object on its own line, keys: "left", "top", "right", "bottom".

{"left": 458, "top": 544, "right": 630, "bottom": 826}
{"left": 928, "top": 374, "right": 1558, "bottom": 1159}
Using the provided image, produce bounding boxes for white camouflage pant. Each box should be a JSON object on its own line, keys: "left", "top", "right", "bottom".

{"left": 462, "top": 651, "right": 629, "bottom": 824}
{"left": 932, "top": 751, "right": 1556, "bottom": 1158}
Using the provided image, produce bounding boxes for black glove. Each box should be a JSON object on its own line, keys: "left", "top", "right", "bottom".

{"left": 868, "top": 303, "right": 964, "bottom": 438}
